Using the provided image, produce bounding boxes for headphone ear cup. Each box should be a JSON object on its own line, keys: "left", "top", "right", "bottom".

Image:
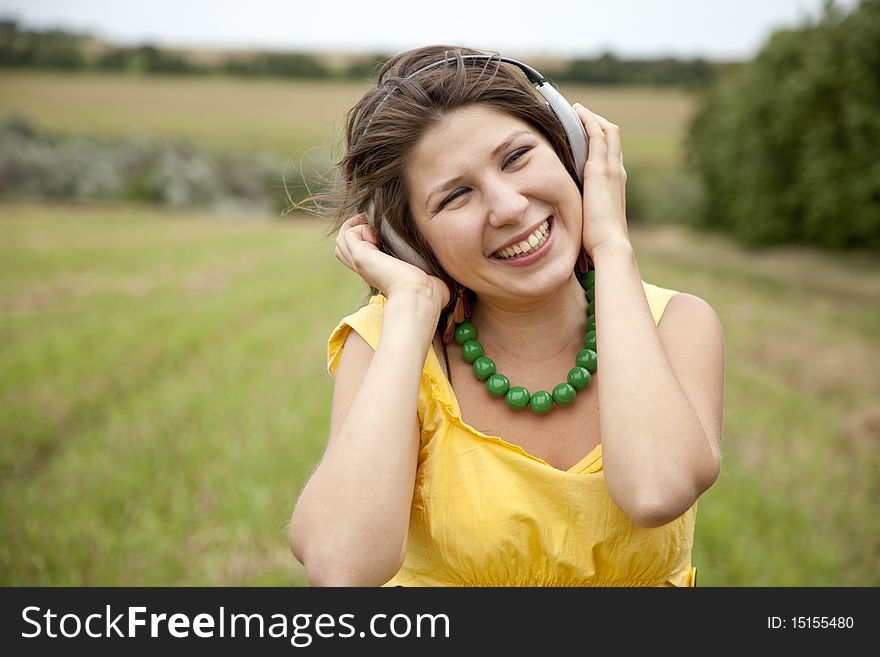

{"left": 380, "top": 221, "right": 435, "bottom": 274}
{"left": 365, "top": 202, "right": 435, "bottom": 274}
{"left": 533, "top": 83, "right": 589, "bottom": 182}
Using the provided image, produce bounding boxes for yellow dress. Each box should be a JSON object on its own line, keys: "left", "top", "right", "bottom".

{"left": 327, "top": 281, "right": 698, "bottom": 587}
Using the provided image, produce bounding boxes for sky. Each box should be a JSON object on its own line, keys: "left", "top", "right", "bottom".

{"left": 0, "top": 0, "right": 863, "bottom": 60}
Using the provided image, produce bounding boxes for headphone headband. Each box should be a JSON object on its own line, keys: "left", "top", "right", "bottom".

{"left": 404, "top": 53, "right": 546, "bottom": 85}
{"left": 363, "top": 54, "right": 544, "bottom": 136}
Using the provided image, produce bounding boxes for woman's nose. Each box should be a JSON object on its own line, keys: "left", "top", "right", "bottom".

{"left": 486, "top": 179, "right": 528, "bottom": 228}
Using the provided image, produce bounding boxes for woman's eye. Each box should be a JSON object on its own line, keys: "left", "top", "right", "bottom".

{"left": 503, "top": 147, "right": 531, "bottom": 169}
{"left": 438, "top": 187, "right": 468, "bottom": 210}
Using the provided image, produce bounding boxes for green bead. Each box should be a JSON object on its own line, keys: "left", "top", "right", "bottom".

{"left": 583, "top": 330, "right": 597, "bottom": 351}
{"left": 454, "top": 321, "right": 477, "bottom": 345}
{"left": 567, "top": 366, "right": 592, "bottom": 390}
{"left": 552, "top": 382, "right": 577, "bottom": 406}
{"left": 506, "top": 386, "right": 530, "bottom": 411}
{"left": 579, "top": 270, "right": 595, "bottom": 290}
{"left": 472, "top": 356, "right": 496, "bottom": 381}
{"left": 586, "top": 314, "right": 596, "bottom": 333}
{"left": 461, "top": 339, "right": 483, "bottom": 364}
{"left": 587, "top": 298, "right": 595, "bottom": 317}
{"left": 576, "top": 348, "right": 598, "bottom": 373}
{"left": 529, "top": 390, "right": 553, "bottom": 414}
{"left": 486, "top": 373, "right": 510, "bottom": 398}
{"left": 586, "top": 285, "right": 595, "bottom": 302}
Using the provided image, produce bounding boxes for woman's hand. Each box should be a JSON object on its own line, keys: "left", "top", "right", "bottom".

{"left": 572, "top": 104, "right": 631, "bottom": 257}
{"left": 335, "top": 213, "right": 451, "bottom": 310}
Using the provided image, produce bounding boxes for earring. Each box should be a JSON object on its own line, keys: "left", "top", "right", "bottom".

{"left": 442, "top": 285, "right": 472, "bottom": 344}
{"left": 576, "top": 248, "right": 590, "bottom": 274}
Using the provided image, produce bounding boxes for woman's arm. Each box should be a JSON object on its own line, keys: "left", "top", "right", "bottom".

{"left": 592, "top": 238, "right": 724, "bottom": 528}
{"left": 290, "top": 211, "right": 449, "bottom": 585}
{"left": 571, "top": 104, "right": 724, "bottom": 527}
{"left": 289, "top": 289, "right": 441, "bottom": 586}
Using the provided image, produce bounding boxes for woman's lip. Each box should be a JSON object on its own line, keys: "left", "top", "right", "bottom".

{"left": 490, "top": 217, "right": 552, "bottom": 255}
{"left": 490, "top": 218, "right": 555, "bottom": 267}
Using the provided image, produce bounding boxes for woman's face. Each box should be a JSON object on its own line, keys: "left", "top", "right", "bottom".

{"left": 404, "top": 104, "right": 583, "bottom": 306}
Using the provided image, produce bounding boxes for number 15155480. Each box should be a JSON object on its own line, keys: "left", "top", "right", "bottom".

{"left": 768, "top": 616, "right": 854, "bottom": 630}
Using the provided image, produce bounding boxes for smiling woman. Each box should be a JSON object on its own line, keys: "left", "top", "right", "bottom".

{"left": 406, "top": 105, "right": 583, "bottom": 301}
{"left": 288, "top": 45, "right": 725, "bottom": 587}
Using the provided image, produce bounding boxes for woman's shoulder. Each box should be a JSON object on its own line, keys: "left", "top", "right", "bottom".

{"left": 327, "top": 294, "right": 387, "bottom": 376}
{"left": 641, "top": 279, "right": 721, "bottom": 331}
{"left": 648, "top": 282, "right": 724, "bottom": 387}
{"left": 660, "top": 291, "right": 723, "bottom": 334}
{"left": 641, "top": 280, "right": 680, "bottom": 326}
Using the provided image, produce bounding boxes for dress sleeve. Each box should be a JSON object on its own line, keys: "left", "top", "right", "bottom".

{"left": 325, "top": 293, "right": 444, "bottom": 449}
{"left": 326, "top": 294, "right": 387, "bottom": 377}
{"left": 641, "top": 281, "right": 679, "bottom": 326}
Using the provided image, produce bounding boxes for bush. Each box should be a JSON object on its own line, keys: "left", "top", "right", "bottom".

{"left": 563, "top": 53, "right": 717, "bottom": 88}
{"left": 687, "top": 0, "right": 880, "bottom": 249}
{"left": 0, "top": 117, "right": 307, "bottom": 214}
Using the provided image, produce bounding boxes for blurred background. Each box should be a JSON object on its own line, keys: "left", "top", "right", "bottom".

{"left": 0, "top": 0, "right": 877, "bottom": 586}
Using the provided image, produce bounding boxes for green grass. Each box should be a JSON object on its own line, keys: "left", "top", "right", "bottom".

{"left": 0, "top": 202, "right": 366, "bottom": 585}
{"left": 0, "top": 71, "right": 369, "bottom": 158}
{"left": 0, "top": 72, "right": 694, "bottom": 170}
{"left": 2, "top": 202, "right": 878, "bottom": 586}
{"left": 630, "top": 225, "right": 880, "bottom": 585}
{"left": 0, "top": 71, "right": 697, "bottom": 226}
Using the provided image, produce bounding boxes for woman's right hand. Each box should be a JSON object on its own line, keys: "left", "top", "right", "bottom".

{"left": 335, "top": 213, "right": 451, "bottom": 311}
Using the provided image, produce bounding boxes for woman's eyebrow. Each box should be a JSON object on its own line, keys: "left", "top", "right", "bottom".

{"left": 490, "top": 130, "right": 532, "bottom": 158}
{"left": 424, "top": 130, "right": 534, "bottom": 211}
{"left": 425, "top": 175, "right": 465, "bottom": 212}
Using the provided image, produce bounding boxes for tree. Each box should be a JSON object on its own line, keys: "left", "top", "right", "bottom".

{"left": 688, "top": 0, "right": 880, "bottom": 249}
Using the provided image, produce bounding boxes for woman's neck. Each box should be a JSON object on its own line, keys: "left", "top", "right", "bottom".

{"left": 469, "top": 274, "right": 588, "bottom": 364}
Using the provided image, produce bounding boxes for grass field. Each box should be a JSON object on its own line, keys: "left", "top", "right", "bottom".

{"left": 0, "top": 71, "right": 693, "bottom": 172}
{"left": 2, "top": 71, "right": 878, "bottom": 586}
{"left": 2, "top": 201, "right": 878, "bottom": 586}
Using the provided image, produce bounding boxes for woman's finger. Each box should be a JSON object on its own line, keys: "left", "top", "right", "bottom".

{"left": 340, "top": 222, "right": 381, "bottom": 273}
{"left": 358, "top": 223, "right": 378, "bottom": 247}
{"left": 336, "top": 214, "right": 364, "bottom": 265}
{"left": 337, "top": 211, "right": 368, "bottom": 239}
{"left": 335, "top": 223, "right": 351, "bottom": 262}
{"left": 334, "top": 244, "right": 347, "bottom": 266}
{"left": 339, "top": 212, "right": 368, "bottom": 236}
{"left": 591, "top": 112, "right": 622, "bottom": 165}
{"left": 346, "top": 213, "right": 379, "bottom": 247}
{"left": 342, "top": 222, "right": 378, "bottom": 250}
{"left": 572, "top": 103, "right": 606, "bottom": 164}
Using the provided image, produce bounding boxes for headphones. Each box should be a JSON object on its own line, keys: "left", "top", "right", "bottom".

{"left": 365, "top": 53, "right": 589, "bottom": 274}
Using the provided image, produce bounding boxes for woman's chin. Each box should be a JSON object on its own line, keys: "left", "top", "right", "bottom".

{"left": 492, "top": 257, "right": 580, "bottom": 302}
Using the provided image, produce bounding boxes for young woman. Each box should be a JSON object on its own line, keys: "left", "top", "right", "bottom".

{"left": 289, "top": 45, "right": 725, "bottom": 587}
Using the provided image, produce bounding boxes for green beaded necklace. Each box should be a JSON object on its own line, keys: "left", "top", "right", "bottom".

{"left": 453, "top": 270, "right": 598, "bottom": 415}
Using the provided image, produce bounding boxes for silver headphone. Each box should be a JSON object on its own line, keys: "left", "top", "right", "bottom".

{"left": 365, "top": 53, "right": 589, "bottom": 274}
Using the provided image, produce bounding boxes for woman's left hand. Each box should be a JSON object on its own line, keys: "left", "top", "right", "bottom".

{"left": 572, "top": 103, "right": 631, "bottom": 257}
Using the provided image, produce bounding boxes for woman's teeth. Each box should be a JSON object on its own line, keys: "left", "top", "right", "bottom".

{"left": 493, "top": 220, "right": 550, "bottom": 259}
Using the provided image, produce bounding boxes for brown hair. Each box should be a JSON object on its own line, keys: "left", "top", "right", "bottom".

{"left": 315, "top": 44, "right": 580, "bottom": 331}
